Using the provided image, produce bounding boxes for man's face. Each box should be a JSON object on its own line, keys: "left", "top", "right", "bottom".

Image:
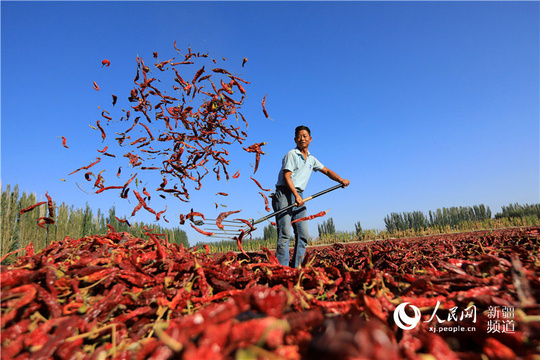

{"left": 295, "top": 130, "right": 312, "bottom": 150}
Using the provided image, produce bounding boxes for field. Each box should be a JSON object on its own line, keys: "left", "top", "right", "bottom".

{"left": 1, "top": 226, "right": 539, "bottom": 359}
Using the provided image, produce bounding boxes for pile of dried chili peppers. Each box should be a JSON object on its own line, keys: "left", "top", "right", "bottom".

{"left": 2, "top": 226, "right": 539, "bottom": 359}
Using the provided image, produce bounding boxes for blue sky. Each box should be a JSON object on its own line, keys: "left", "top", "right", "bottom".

{"left": 2, "top": 1, "right": 538, "bottom": 245}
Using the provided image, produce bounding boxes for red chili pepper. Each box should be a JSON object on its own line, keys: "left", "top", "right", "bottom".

{"left": 95, "top": 186, "right": 123, "bottom": 194}
{"left": 44, "top": 192, "right": 55, "bottom": 218}
{"left": 156, "top": 206, "right": 167, "bottom": 221}
{"left": 212, "top": 68, "right": 231, "bottom": 75}
{"left": 259, "top": 192, "right": 271, "bottom": 212}
{"left": 69, "top": 157, "right": 101, "bottom": 175}
{"left": 190, "top": 223, "right": 213, "bottom": 236}
{"left": 114, "top": 216, "right": 131, "bottom": 227}
{"left": 250, "top": 176, "right": 271, "bottom": 191}
{"left": 96, "top": 120, "right": 106, "bottom": 141}
{"left": 19, "top": 201, "right": 47, "bottom": 215}
{"left": 216, "top": 210, "right": 242, "bottom": 230}
{"left": 192, "top": 66, "right": 205, "bottom": 84}
{"left": 93, "top": 81, "right": 100, "bottom": 91}
{"left": 262, "top": 94, "right": 270, "bottom": 118}
{"left": 291, "top": 209, "right": 329, "bottom": 224}
{"left": 101, "top": 110, "right": 112, "bottom": 122}
{"left": 101, "top": 59, "right": 110, "bottom": 67}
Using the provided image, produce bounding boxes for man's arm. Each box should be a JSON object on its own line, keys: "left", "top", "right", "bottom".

{"left": 283, "top": 170, "right": 305, "bottom": 207}
{"left": 319, "top": 167, "right": 350, "bottom": 187}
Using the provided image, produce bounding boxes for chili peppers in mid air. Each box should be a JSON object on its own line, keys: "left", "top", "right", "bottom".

{"left": 66, "top": 42, "right": 264, "bottom": 234}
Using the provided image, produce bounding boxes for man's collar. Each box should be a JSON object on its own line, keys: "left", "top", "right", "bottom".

{"left": 294, "top": 147, "right": 310, "bottom": 156}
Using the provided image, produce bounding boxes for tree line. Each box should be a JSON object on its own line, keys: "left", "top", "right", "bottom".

{"left": 382, "top": 203, "right": 540, "bottom": 233}
{"left": 1, "top": 184, "right": 188, "bottom": 260}
{"left": 495, "top": 203, "right": 540, "bottom": 219}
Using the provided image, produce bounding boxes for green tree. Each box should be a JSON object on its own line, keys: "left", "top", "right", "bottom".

{"left": 263, "top": 223, "right": 277, "bottom": 241}
{"left": 318, "top": 217, "right": 335, "bottom": 238}
{"left": 354, "top": 221, "right": 362, "bottom": 236}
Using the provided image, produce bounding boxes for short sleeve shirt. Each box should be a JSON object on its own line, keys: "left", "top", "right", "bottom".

{"left": 276, "top": 148, "right": 324, "bottom": 191}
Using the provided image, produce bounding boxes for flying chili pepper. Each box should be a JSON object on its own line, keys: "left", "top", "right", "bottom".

{"left": 96, "top": 120, "right": 106, "bottom": 141}
{"left": 234, "top": 218, "right": 256, "bottom": 231}
{"left": 212, "top": 68, "right": 231, "bottom": 75}
{"left": 250, "top": 176, "right": 271, "bottom": 191}
{"left": 192, "top": 66, "right": 205, "bottom": 84}
{"left": 233, "top": 170, "right": 240, "bottom": 179}
{"left": 216, "top": 192, "right": 228, "bottom": 196}
{"left": 186, "top": 210, "right": 205, "bottom": 225}
{"left": 102, "top": 59, "right": 111, "bottom": 67}
{"left": 45, "top": 192, "right": 55, "bottom": 218}
{"left": 95, "top": 186, "right": 124, "bottom": 194}
{"left": 69, "top": 157, "right": 101, "bottom": 175}
{"left": 19, "top": 201, "right": 47, "bottom": 215}
{"left": 242, "top": 57, "right": 248, "bottom": 67}
{"left": 114, "top": 216, "right": 131, "bottom": 227}
{"left": 262, "top": 94, "right": 270, "bottom": 118}
{"left": 190, "top": 223, "right": 213, "bottom": 236}
{"left": 259, "top": 192, "right": 271, "bottom": 212}
{"left": 93, "top": 81, "right": 100, "bottom": 91}
{"left": 37, "top": 217, "right": 55, "bottom": 229}
{"left": 216, "top": 210, "right": 242, "bottom": 230}
{"left": 60, "top": 137, "right": 69, "bottom": 148}
{"left": 142, "top": 187, "right": 151, "bottom": 200}
{"left": 291, "top": 209, "right": 330, "bottom": 224}
{"left": 156, "top": 206, "right": 167, "bottom": 221}
{"left": 101, "top": 110, "right": 112, "bottom": 122}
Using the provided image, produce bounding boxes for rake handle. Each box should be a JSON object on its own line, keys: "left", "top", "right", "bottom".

{"left": 252, "top": 183, "right": 345, "bottom": 226}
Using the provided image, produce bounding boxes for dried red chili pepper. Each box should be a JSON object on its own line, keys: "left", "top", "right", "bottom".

{"left": 216, "top": 210, "right": 242, "bottom": 230}
{"left": 191, "top": 223, "right": 213, "bottom": 236}
{"left": 69, "top": 157, "right": 101, "bottom": 175}
{"left": 291, "top": 210, "right": 329, "bottom": 224}
{"left": 19, "top": 201, "right": 47, "bottom": 215}
{"left": 259, "top": 192, "right": 271, "bottom": 212}
{"left": 262, "top": 94, "right": 270, "bottom": 118}
{"left": 251, "top": 176, "right": 271, "bottom": 191}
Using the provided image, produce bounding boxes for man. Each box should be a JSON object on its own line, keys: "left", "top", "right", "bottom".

{"left": 272, "top": 125, "right": 350, "bottom": 267}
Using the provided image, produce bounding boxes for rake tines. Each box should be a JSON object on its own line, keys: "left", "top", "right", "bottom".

{"left": 203, "top": 218, "right": 255, "bottom": 240}
{"left": 203, "top": 184, "right": 346, "bottom": 240}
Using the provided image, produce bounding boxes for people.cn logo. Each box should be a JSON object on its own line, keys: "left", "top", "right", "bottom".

{"left": 393, "top": 302, "right": 421, "bottom": 330}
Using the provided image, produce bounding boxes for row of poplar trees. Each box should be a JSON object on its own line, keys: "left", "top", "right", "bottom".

{"left": 384, "top": 205, "right": 493, "bottom": 233}
{"left": 1, "top": 184, "right": 188, "bottom": 259}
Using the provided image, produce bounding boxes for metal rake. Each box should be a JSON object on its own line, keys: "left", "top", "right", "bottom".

{"left": 203, "top": 184, "right": 345, "bottom": 240}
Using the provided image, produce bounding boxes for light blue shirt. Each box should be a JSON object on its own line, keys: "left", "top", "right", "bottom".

{"left": 276, "top": 148, "right": 324, "bottom": 191}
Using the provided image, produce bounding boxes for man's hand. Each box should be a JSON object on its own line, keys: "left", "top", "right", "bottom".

{"left": 295, "top": 194, "right": 305, "bottom": 207}
{"left": 320, "top": 167, "right": 350, "bottom": 188}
